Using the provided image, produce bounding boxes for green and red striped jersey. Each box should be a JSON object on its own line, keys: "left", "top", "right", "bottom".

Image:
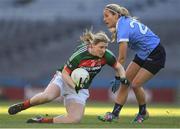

{"left": 59, "top": 44, "right": 117, "bottom": 89}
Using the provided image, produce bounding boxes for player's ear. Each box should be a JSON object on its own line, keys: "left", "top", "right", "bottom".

{"left": 114, "top": 13, "right": 119, "bottom": 20}
{"left": 88, "top": 44, "right": 93, "bottom": 48}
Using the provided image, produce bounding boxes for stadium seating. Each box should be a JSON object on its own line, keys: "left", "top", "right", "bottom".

{"left": 0, "top": 0, "right": 179, "bottom": 90}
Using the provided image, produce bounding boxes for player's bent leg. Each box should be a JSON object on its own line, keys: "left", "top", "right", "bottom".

{"left": 27, "top": 101, "right": 85, "bottom": 124}
{"left": 30, "top": 83, "right": 60, "bottom": 105}
{"left": 115, "top": 61, "right": 141, "bottom": 105}
{"left": 53, "top": 99, "right": 85, "bottom": 123}
{"left": 8, "top": 83, "right": 60, "bottom": 115}
{"left": 131, "top": 68, "right": 153, "bottom": 123}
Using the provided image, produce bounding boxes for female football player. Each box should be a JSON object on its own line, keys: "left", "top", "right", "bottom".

{"left": 8, "top": 29, "right": 129, "bottom": 124}
{"left": 98, "top": 4, "right": 166, "bottom": 123}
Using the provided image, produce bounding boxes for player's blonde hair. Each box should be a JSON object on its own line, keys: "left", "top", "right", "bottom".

{"left": 105, "top": 4, "right": 138, "bottom": 43}
{"left": 80, "top": 29, "right": 110, "bottom": 45}
{"left": 105, "top": 4, "right": 130, "bottom": 17}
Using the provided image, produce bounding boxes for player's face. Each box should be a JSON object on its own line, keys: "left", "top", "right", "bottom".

{"left": 91, "top": 42, "right": 108, "bottom": 58}
{"left": 103, "top": 9, "right": 119, "bottom": 29}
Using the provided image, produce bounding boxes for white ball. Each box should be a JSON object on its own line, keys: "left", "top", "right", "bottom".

{"left": 71, "top": 68, "right": 89, "bottom": 87}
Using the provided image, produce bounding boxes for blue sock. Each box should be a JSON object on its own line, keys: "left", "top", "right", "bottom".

{"left": 112, "top": 103, "right": 123, "bottom": 117}
{"left": 139, "top": 104, "right": 146, "bottom": 115}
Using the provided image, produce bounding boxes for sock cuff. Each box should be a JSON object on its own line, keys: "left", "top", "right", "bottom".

{"left": 23, "top": 99, "right": 31, "bottom": 109}
{"left": 115, "top": 103, "right": 123, "bottom": 107}
{"left": 112, "top": 103, "right": 123, "bottom": 116}
{"left": 41, "top": 118, "right": 53, "bottom": 123}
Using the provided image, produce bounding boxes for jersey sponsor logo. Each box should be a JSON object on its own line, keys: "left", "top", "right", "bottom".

{"left": 78, "top": 58, "right": 106, "bottom": 67}
{"left": 78, "top": 58, "right": 106, "bottom": 74}
{"left": 82, "top": 66, "right": 102, "bottom": 73}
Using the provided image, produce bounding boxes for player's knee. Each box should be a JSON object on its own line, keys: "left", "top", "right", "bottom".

{"left": 131, "top": 80, "right": 142, "bottom": 89}
{"left": 69, "top": 115, "right": 82, "bottom": 123}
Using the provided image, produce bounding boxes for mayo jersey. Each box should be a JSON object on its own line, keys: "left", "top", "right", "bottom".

{"left": 116, "top": 16, "right": 160, "bottom": 60}
{"left": 59, "top": 44, "right": 117, "bottom": 89}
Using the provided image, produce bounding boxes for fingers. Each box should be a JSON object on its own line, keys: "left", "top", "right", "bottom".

{"left": 75, "top": 77, "right": 83, "bottom": 94}
{"left": 77, "top": 77, "right": 82, "bottom": 88}
{"left": 111, "top": 86, "right": 115, "bottom": 93}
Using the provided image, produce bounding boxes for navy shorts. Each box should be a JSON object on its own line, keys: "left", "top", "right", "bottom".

{"left": 133, "top": 43, "right": 166, "bottom": 75}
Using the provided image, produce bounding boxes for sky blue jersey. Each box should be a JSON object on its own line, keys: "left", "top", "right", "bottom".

{"left": 116, "top": 16, "right": 160, "bottom": 60}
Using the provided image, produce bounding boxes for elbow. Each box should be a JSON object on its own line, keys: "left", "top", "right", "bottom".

{"left": 118, "top": 57, "right": 125, "bottom": 65}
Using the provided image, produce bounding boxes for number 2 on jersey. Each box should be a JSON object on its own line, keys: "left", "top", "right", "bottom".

{"left": 130, "top": 20, "right": 148, "bottom": 34}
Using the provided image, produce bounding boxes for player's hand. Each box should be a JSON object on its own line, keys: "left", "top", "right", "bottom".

{"left": 111, "top": 77, "right": 121, "bottom": 93}
{"left": 74, "top": 77, "right": 84, "bottom": 93}
{"left": 75, "top": 86, "right": 82, "bottom": 94}
{"left": 111, "top": 77, "right": 130, "bottom": 93}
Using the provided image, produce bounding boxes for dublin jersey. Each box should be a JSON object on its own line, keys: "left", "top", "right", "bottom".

{"left": 116, "top": 16, "right": 160, "bottom": 60}
{"left": 59, "top": 44, "right": 117, "bottom": 89}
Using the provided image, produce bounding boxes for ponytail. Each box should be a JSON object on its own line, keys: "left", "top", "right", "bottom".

{"left": 80, "top": 29, "right": 110, "bottom": 45}
{"left": 120, "top": 6, "right": 129, "bottom": 17}
{"left": 80, "top": 29, "right": 94, "bottom": 45}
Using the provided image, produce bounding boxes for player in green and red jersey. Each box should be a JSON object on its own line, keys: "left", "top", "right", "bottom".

{"left": 60, "top": 43, "right": 120, "bottom": 89}
{"left": 8, "top": 30, "right": 129, "bottom": 124}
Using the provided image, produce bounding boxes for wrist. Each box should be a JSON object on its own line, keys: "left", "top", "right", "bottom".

{"left": 120, "top": 78, "right": 130, "bottom": 86}
{"left": 115, "top": 76, "right": 121, "bottom": 80}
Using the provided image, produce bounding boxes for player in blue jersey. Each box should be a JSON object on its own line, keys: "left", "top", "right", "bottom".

{"left": 98, "top": 4, "right": 166, "bottom": 123}
{"left": 8, "top": 29, "right": 129, "bottom": 124}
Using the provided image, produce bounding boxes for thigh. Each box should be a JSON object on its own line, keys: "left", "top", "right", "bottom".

{"left": 64, "top": 89, "right": 89, "bottom": 105}
{"left": 126, "top": 61, "right": 141, "bottom": 82}
{"left": 43, "top": 82, "right": 61, "bottom": 98}
{"left": 44, "top": 71, "right": 65, "bottom": 98}
{"left": 132, "top": 68, "right": 154, "bottom": 87}
{"left": 65, "top": 99, "right": 85, "bottom": 119}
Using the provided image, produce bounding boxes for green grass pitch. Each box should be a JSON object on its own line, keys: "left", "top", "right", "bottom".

{"left": 0, "top": 101, "right": 180, "bottom": 128}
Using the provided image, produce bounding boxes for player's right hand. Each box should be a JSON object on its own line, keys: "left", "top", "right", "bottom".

{"left": 111, "top": 77, "right": 130, "bottom": 93}
{"left": 111, "top": 77, "right": 121, "bottom": 93}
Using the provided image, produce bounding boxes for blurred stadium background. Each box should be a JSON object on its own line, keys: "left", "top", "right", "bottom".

{"left": 0, "top": 0, "right": 180, "bottom": 105}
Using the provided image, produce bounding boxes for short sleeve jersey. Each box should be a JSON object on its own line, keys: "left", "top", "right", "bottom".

{"left": 59, "top": 44, "right": 117, "bottom": 89}
{"left": 116, "top": 16, "right": 160, "bottom": 60}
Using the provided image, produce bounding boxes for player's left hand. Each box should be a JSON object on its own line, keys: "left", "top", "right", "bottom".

{"left": 111, "top": 77, "right": 130, "bottom": 93}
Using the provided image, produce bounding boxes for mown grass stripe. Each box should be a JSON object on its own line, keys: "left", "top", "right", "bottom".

{"left": 1, "top": 107, "right": 180, "bottom": 116}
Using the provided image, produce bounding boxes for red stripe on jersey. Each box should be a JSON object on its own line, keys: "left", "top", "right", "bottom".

{"left": 112, "top": 61, "right": 118, "bottom": 68}
{"left": 78, "top": 58, "right": 106, "bottom": 67}
{"left": 101, "top": 58, "right": 106, "bottom": 65}
{"left": 64, "top": 66, "right": 72, "bottom": 74}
